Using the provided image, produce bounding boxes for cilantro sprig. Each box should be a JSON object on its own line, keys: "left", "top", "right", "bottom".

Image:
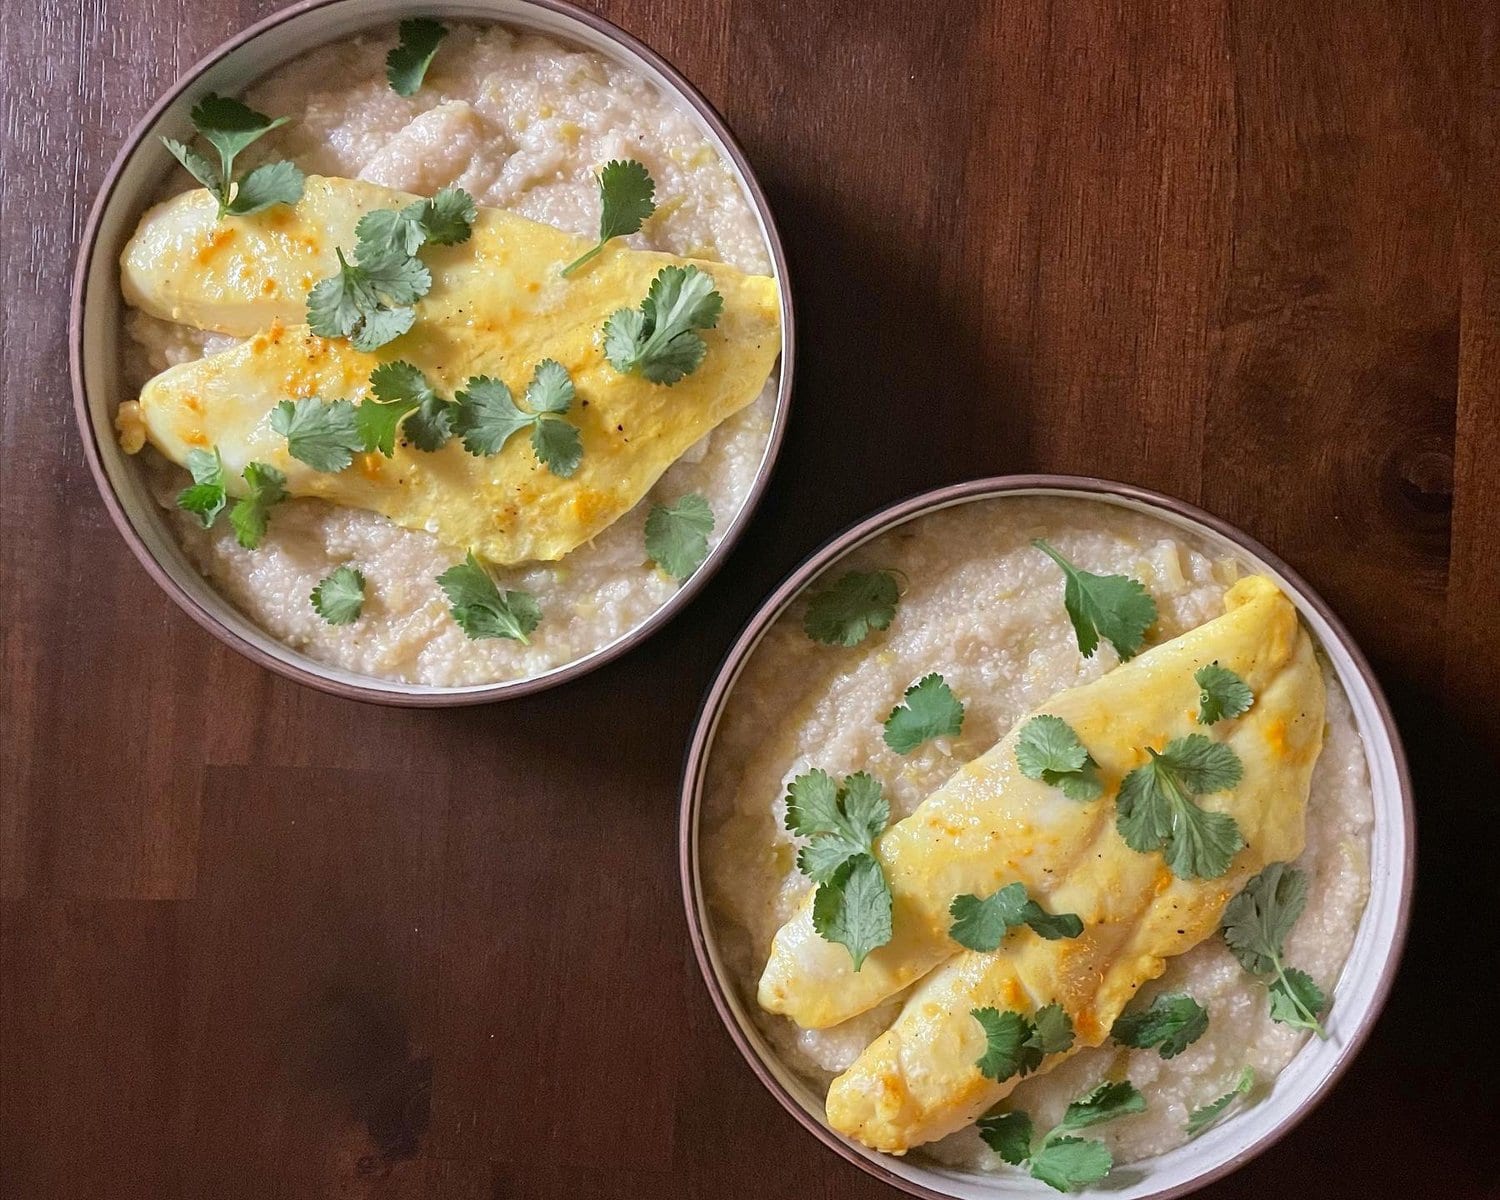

{"left": 949, "top": 883, "right": 1083, "bottom": 952}
{"left": 1034, "top": 539, "right": 1157, "bottom": 660}
{"left": 785, "top": 769, "right": 893, "bottom": 969}
{"left": 1221, "top": 863, "right": 1329, "bottom": 1037}
{"left": 436, "top": 552, "right": 541, "bottom": 643}
{"left": 271, "top": 398, "right": 362, "bottom": 472}
{"left": 454, "top": 360, "right": 583, "bottom": 476}
{"left": 1015, "top": 715, "right": 1103, "bottom": 801}
{"left": 562, "top": 160, "right": 657, "bottom": 276}
{"left": 1110, "top": 993, "right": 1209, "bottom": 1059}
{"left": 979, "top": 1081, "right": 1145, "bottom": 1193}
{"left": 307, "top": 187, "right": 475, "bottom": 352}
{"left": 162, "top": 94, "right": 305, "bottom": 219}
{"left": 174, "top": 448, "right": 287, "bottom": 549}
{"left": 645, "top": 494, "right": 714, "bottom": 581}
{"left": 804, "top": 569, "right": 900, "bottom": 647}
{"left": 1115, "top": 734, "right": 1245, "bottom": 879}
{"left": 311, "top": 566, "right": 366, "bottom": 625}
{"left": 883, "top": 674, "right": 964, "bottom": 753}
{"left": 603, "top": 264, "right": 723, "bottom": 384}
{"left": 971, "top": 1004, "right": 1075, "bottom": 1083}
{"left": 1186, "top": 1067, "right": 1256, "bottom": 1136}
{"left": 1195, "top": 662, "right": 1254, "bottom": 724}
{"left": 386, "top": 18, "right": 448, "bottom": 96}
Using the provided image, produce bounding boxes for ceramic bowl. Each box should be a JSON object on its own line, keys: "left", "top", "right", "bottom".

{"left": 680, "top": 474, "right": 1413, "bottom": 1200}
{"left": 71, "top": 0, "right": 793, "bottom": 706}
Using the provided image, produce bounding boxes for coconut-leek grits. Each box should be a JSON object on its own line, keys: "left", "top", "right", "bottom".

{"left": 700, "top": 497, "right": 1373, "bottom": 1192}
{"left": 115, "top": 22, "right": 781, "bottom": 685}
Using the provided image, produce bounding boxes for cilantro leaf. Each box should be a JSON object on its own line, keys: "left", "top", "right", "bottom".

{"left": 270, "top": 398, "right": 362, "bottom": 472}
{"left": 1269, "top": 968, "right": 1328, "bottom": 1033}
{"left": 811, "top": 852, "right": 893, "bottom": 972}
{"left": 1015, "top": 714, "right": 1103, "bottom": 801}
{"left": 436, "top": 551, "right": 541, "bottom": 643}
{"left": 603, "top": 264, "right": 723, "bottom": 384}
{"left": 176, "top": 447, "right": 228, "bottom": 527}
{"left": 1221, "top": 863, "right": 1308, "bottom": 975}
{"left": 1057, "top": 1080, "right": 1146, "bottom": 1132}
{"left": 228, "top": 461, "right": 287, "bottom": 549}
{"left": 454, "top": 376, "right": 531, "bottom": 456}
{"left": 305, "top": 247, "right": 426, "bottom": 351}
{"left": 645, "top": 493, "right": 714, "bottom": 581}
{"left": 1034, "top": 539, "right": 1158, "bottom": 660}
{"left": 977, "top": 1111, "right": 1034, "bottom": 1164}
{"left": 562, "top": 159, "right": 657, "bottom": 275}
{"left": 164, "top": 94, "right": 302, "bottom": 220}
{"left": 525, "top": 358, "right": 575, "bottom": 413}
{"left": 1187, "top": 1067, "right": 1255, "bottom": 1136}
{"left": 883, "top": 673, "right": 964, "bottom": 754}
{"left": 530, "top": 416, "right": 583, "bottom": 476}
{"left": 409, "top": 187, "right": 477, "bottom": 245}
{"left": 1028, "top": 1137, "right": 1113, "bottom": 1193}
{"left": 1027, "top": 1003, "right": 1076, "bottom": 1056}
{"left": 1196, "top": 661, "right": 1254, "bottom": 724}
{"left": 1111, "top": 994, "right": 1209, "bottom": 1059}
{"left": 310, "top": 565, "right": 366, "bottom": 625}
{"left": 1116, "top": 734, "right": 1245, "bottom": 879}
{"left": 386, "top": 17, "right": 447, "bottom": 96}
{"left": 355, "top": 360, "right": 430, "bottom": 454}
{"left": 972, "top": 1008, "right": 1035, "bottom": 1082}
{"left": 355, "top": 207, "right": 427, "bottom": 262}
{"left": 803, "top": 569, "right": 900, "bottom": 646}
{"left": 224, "top": 159, "right": 306, "bottom": 216}
{"left": 949, "top": 883, "right": 1082, "bottom": 951}
{"left": 787, "top": 770, "right": 893, "bottom": 969}
{"left": 402, "top": 395, "right": 458, "bottom": 453}
{"left": 1222, "top": 864, "right": 1329, "bottom": 1037}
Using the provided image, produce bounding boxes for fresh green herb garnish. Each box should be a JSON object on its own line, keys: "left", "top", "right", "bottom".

{"left": 177, "top": 448, "right": 229, "bottom": 527}
{"left": 228, "top": 461, "right": 287, "bottom": 549}
{"left": 1195, "top": 661, "right": 1254, "bottom": 724}
{"left": 971, "top": 1003, "right": 1074, "bottom": 1083}
{"left": 803, "top": 569, "right": 900, "bottom": 647}
{"left": 1222, "top": 864, "right": 1329, "bottom": 1036}
{"left": 1186, "top": 1068, "right": 1255, "bottom": 1135}
{"left": 1014, "top": 714, "right": 1103, "bottom": 801}
{"left": 311, "top": 566, "right": 366, "bottom": 625}
{"left": 161, "top": 94, "right": 304, "bottom": 219}
{"left": 1111, "top": 993, "right": 1209, "bottom": 1059}
{"left": 978, "top": 1081, "right": 1144, "bottom": 1194}
{"left": 562, "top": 159, "right": 657, "bottom": 275}
{"left": 386, "top": 17, "right": 448, "bottom": 96}
{"left": 1115, "top": 733, "right": 1245, "bottom": 879}
{"left": 785, "top": 769, "right": 892, "bottom": 969}
{"left": 271, "top": 398, "right": 362, "bottom": 472}
{"left": 644, "top": 493, "right": 714, "bottom": 581}
{"left": 372, "top": 361, "right": 457, "bottom": 452}
{"left": 949, "top": 882, "right": 1083, "bottom": 952}
{"left": 603, "top": 264, "right": 723, "bottom": 384}
{"left": 355, "top": 188, "right": 477, "bottom": 261}
{"left": 306, "top": 246, "right": 429, "bottom": 351}
{"left": 436, "top": 552, "right": 541, "bottom": 643}
{"left": 1033, "top": 539, "right": 1157, "bottom": 661}
{"left": 883, "top": 673, "right": 964, "bottom": 754}
{"left": 453, "top": 360, "right": 583, "bottom": 475}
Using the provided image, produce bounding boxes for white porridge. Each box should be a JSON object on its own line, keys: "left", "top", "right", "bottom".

{"left": 700, "top": 496, "right": 1373, "bottom": 1175}
{"left": 119, "top": 22, "right": 780, "bottom": 686}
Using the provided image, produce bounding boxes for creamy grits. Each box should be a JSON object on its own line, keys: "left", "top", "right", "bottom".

{"left": 700, "top": 495, "right": 1373, "bottom": 1170}
{"left": 120, "top": 23, "right": 778, "bottom": 686}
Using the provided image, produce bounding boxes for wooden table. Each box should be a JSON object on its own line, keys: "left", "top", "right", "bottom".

{"left": 3, "top": 1, "right": 1494, "bottom": 1196}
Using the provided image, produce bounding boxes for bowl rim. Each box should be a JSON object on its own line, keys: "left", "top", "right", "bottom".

{"left": 69, "top": 0, "right": 796, "bottom": 707}
{"left": 678, "top": 472, "right": 1415, "bottom": 1200}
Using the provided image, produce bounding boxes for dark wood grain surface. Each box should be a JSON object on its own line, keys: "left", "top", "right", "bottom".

{"left": 2, "top": 0, "right": 1496, "bottom": 1196}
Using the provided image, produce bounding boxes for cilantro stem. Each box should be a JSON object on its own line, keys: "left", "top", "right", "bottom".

{"left": 560, "top": 242, "right": 604, "bottom": 277}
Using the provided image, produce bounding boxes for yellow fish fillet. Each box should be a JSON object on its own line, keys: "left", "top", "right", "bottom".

{"left": 824, "top": 578, "right": 1323, "bottom": 1151}
{"left": 117, "top": 176, "right": 780, "bottom": 564}
{"left": 759, "top": 576, "right": 1322, "bottom": 1031}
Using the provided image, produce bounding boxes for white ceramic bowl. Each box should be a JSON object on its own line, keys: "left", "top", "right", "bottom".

{"left": 71, "top": 0, "right": 794, "bottom": 706}
{"left": 680, "top": 475, "right": 1413, "bottom": 1200}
